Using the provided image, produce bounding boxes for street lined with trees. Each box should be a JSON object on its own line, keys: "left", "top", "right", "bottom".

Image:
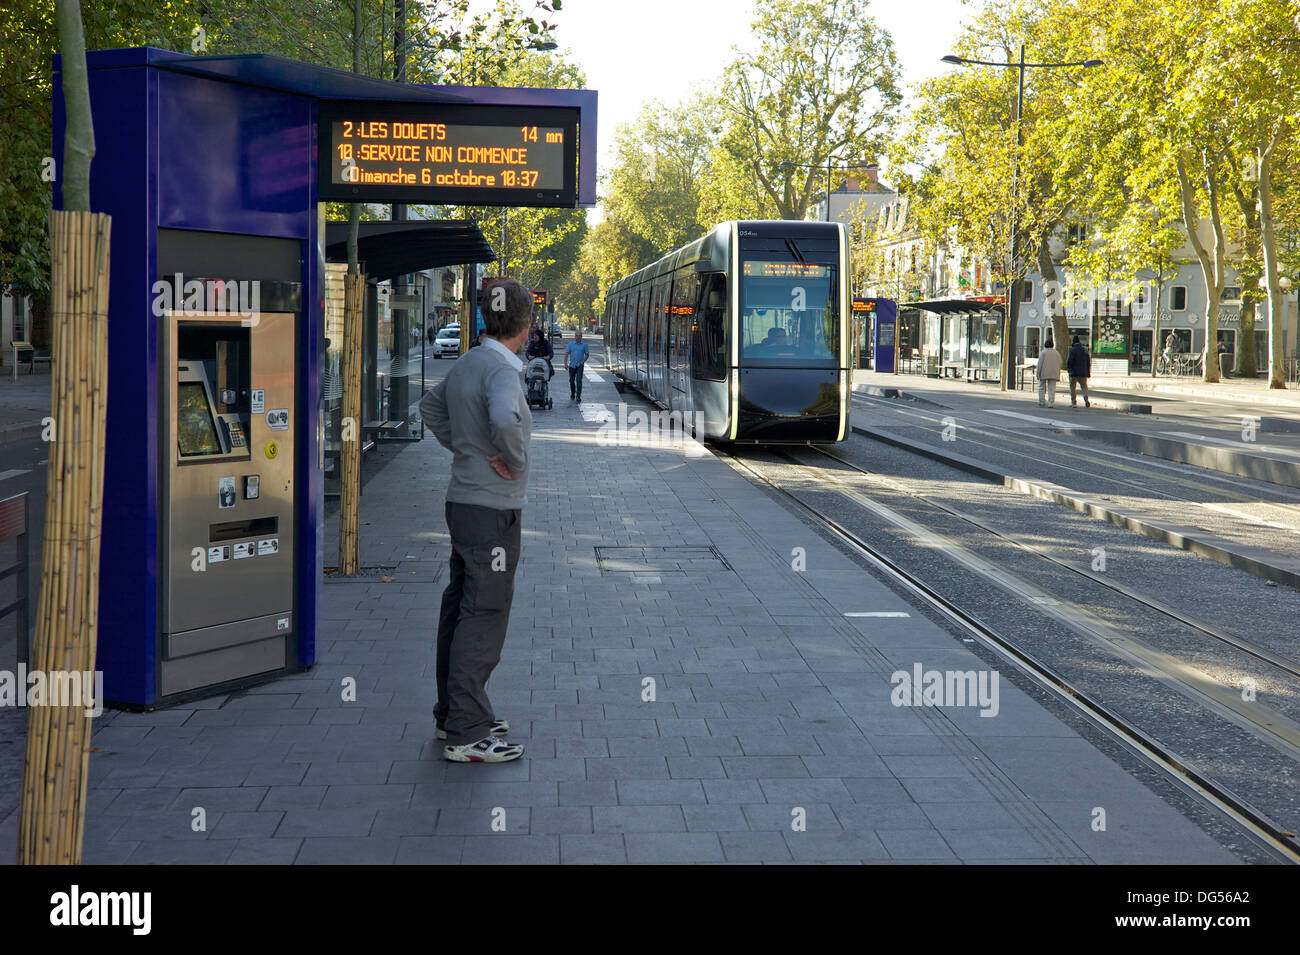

{"left": 566, "top": 0, "right": 1299, "bottom": 386}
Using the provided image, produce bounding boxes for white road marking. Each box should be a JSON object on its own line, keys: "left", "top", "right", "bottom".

{"left": 584, "top": 366, "right": 603, "bottom": 382}
{"left": 580, "top": 402, "right": 613, "bottom": 423}
{"left": 0, "top": 469, "right": 30, "bottom": 482}
{"left": 986, "top": 409, "right": 1093, "bottom": 430}
{"left": 844, "top": 611, "right": 911, "bottom": 617}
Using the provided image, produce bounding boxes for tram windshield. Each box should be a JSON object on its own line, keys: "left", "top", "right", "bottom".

{"left": 740, "top": 260, "right": 839, "bottom": 364}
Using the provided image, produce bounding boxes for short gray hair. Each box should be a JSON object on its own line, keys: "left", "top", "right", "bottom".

{"left": 480, "top": 279, "right": 532, "bottom": 338}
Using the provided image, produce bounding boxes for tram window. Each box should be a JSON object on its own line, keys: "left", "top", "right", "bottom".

{"left": 740, "top": 261, "right": 838, "bottom": 363}
{"left": 691, "top": 274, "right": 727, "bottom": 381}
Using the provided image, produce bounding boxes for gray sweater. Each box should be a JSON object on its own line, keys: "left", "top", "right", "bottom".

{"left": 419, "top": 339, "right": 531, "bottom": 509}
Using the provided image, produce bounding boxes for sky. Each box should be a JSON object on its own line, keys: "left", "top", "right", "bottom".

{"left": 541, "top": 0, "right": 977, "bottom": 187}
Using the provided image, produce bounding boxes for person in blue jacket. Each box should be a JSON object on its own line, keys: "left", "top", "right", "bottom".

{"left": 564, "top": 328, "right": 590, "bottom": 402}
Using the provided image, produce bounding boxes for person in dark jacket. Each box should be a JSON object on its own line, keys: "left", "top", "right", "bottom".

{"left": 1066, "top": 335, "right": 1091, "bottom": 408}
{"left": 524, "top": 327, "right": 554, "bottom": 378}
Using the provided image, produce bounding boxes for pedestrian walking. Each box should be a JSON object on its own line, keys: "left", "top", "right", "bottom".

{"left": 418, "top": 278, "right": 533, "bottom": 763}
{"left": 565, "top": 327, "right": 590, "bottom": 402}
{"left": 1036, "top": 336, "right": 1062, "bottom": 407}
{"left": 1067, "top": 335, "right": 1091, "bottom": 408}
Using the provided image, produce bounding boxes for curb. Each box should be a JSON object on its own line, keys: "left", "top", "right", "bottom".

{"left": 853, "top": 423, "right": 1300, "bottom": 591}
{"left": 1077, "top": 396, "right": 1153, "bottom": 414}
{"left": 1089, "top": 377, "right": 1300, "bottom": 408}
{"left": 852, "top": 384, "right": 950, "bottom": 409}
{"left": 1065, "top": 428, "right": 1300, "bottom": 490}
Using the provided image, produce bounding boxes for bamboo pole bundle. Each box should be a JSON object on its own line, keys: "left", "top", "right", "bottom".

{"left": 18, "top": 209, "right": 111, "bottom": 864}
{"left": 338, "top": 272, "right": 364, "bottom": 575}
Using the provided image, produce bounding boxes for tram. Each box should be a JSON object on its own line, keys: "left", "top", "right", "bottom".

{"left": 603, "top": 220, "right": 851, "bottom": 443}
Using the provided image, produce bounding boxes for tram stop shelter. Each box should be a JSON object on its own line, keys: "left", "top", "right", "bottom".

{"left": 896, "top": 298, "right": 1005, "bottom": 381}
{"left": 320, "top": 220, "right": 496, "bottom": 496}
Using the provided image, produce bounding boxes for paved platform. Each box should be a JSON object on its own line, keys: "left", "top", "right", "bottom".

{"left": 0, "top": 371, "right": 51, "bottom": 440}
{"left": 0, "top": 360, "right": 1243, "bottom": 864}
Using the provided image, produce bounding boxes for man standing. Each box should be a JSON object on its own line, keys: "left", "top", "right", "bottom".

{"left": 419, "top": 278, "right": 533, "bottom": 763}
{"left": 1036, "top": 336, "right": 1062, "bottom": 407}
{"left": 1067, "top": 334, "right": 1092, "bottom": 408}
{"left": 565, "top": 327, "right": 590, "bottom": 402}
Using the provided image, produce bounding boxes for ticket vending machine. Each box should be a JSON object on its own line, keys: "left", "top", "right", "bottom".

{"left": 160, "top": 309, "right": 298, "bottom": 698}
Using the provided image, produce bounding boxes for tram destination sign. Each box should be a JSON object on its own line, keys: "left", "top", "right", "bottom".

{"left": 318, "top": 100, "right": 579, "bottom": 206}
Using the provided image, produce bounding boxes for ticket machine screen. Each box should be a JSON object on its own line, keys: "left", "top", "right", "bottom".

{"left": 177, "top": 380, "right": 222, "bottom": 456}
{"left": 176, "top": 326, "right": 251, "bottom": 460}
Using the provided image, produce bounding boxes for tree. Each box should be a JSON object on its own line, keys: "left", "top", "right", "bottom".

{"left": 893, "top": 0, "right": 1137, "bottom": 362}
{"left": 604, "top": 97, "right": 716, "bottom": 254}
{"left": 709, "top": 0, "right": 901, "bottom": 221}
{"left": 19, "top": 0, "right": 113, "bottom": 866}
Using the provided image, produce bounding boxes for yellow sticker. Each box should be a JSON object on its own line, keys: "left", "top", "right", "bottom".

{"left": 265, "top": 440, "right": 278, "bottom": 460}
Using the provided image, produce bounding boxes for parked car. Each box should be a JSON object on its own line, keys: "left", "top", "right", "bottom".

{"left": 433, "top": 326, "right": 461, "bottom": 358}
{"left": 548, "top": 326, "right": 563, "bottom": 343}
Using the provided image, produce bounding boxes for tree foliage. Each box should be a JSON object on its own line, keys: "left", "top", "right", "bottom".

{"left": 0, "top": 0, "right": 563, "bottom": 297}
{"left": 710, "top": 0, "right": 901, "bottom": 221}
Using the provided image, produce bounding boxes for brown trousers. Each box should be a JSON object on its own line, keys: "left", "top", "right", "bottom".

{"left": 434, "top": 502, "right": 522, "bottom": 745}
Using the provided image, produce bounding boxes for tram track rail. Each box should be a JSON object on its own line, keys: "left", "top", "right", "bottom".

{"left": 806, "top": 443, "right": 1300, "bottom": 683}
{"left": 849, "top": 391, "right": 1300, "bottom": 517}
{"left": 722, "top": 446, "right": 1300, "bottom": 865}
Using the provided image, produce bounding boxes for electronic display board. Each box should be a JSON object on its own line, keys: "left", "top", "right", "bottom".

{"left": 318, "top": 101, "right": 579, "bottom": 206}
{"left": 741, "top": 262, "right": 831, "bottom": 279}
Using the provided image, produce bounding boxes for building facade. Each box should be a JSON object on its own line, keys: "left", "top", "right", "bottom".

{"left": 862, "top": 193, "right": 1300, "bottom": 376}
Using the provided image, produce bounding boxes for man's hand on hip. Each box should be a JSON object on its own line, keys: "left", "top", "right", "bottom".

{"left": 487, "top": 454, "right": 518, "bottom": 480}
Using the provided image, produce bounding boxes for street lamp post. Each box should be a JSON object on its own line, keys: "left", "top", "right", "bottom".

{"left": 941, "top": 49, "right": 1102, "bottom": 391}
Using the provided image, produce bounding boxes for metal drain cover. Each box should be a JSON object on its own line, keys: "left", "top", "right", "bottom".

{"left": 595, "top": 546, "right": 732, "bottom": 574}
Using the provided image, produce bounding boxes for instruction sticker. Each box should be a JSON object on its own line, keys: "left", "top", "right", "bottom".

{"left": 257, "top": 538, "right": 279, "bottom": 556}
{"left": 218, "top": 477, "right": 236, "bottom": 509}
{"left": 233, "top": 542, "right": 255, "bottom": 559}
{"left": 208, "top": 546, "right": 228, "bottom": 564}
{"left": 266, "top": 408, "right": 289, "bottom": 431}
{"left": 251, "top": 389, "right": 265, "bottom": 414}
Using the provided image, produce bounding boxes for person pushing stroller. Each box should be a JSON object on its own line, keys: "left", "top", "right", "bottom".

{"left": 524, "top": 328, "right": 554, "bottom": 410}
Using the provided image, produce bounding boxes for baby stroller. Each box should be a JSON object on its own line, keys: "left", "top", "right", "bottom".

{"left": 525, "top": 356, "right": 553, "bottom": 410}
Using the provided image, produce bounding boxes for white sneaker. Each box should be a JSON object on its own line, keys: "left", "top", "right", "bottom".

{"left": 444, "top": 736, "right": 524, "bottom": 763}
{"left": 437, "top": 718, "right": 509, "bottom": 740}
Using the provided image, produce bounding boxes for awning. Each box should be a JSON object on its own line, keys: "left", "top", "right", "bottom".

{"left": 324, "top": 220, "right": 496, "bottom": 283}
{"left": 150, "top": 52, "right": 473, "bottom": 102}
{"left": 901, "top": 298, "right": 1004, "bottom": 315}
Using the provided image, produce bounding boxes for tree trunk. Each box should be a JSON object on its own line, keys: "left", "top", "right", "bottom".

{"left": 336, "top": 0, "right": 365, "bottom": 572}
{"left": 1175, "top": 156, "right": 1223, "bottom": 383}
{"left": 18, "top": 0, "right": 110, "bottom": 868}
{"left": 337, "top": 273, "right": 364, "bottom": 575}
{"left": 1257, "top": 130, "right": 1288, "bottom": 389}
{"left": 1037, "top": 234, "right": 1069, "bottom": 358}
{"left": 19, "top": 212, "right": 112, "bottom": 864}
{"left": 54, "top": 0, "right": 94, "bottom": 213}
{"left": 1231, "top": 183, "right": 1261, "bottom": 379}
